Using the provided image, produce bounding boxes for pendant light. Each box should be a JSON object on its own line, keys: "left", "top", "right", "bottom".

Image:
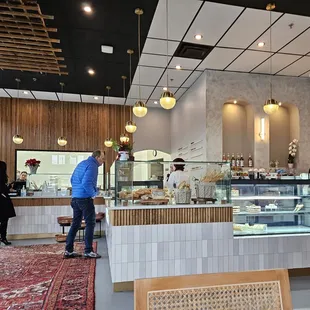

{"left": 104, "top": 86, "right": 113, "bottom": 148}
{"left": 133, "top": 8, "right": 147, "bottom": 118}
{"left": 160, "top": 0, "right": 176, "bottom": 110}
{"left": 263, "top": 3, "right": 279, "bottom": 115}
{"left": 125, "top": 49, "right": 137, "bottom": 133}
{"left": 57, "top": 82, "right": 68, "bottom": 146}
{"left": 120, "top": 76, "right": 130, "bottom": 143}
{"left": 13, "top": 78, "right": 23, "bottom": 144}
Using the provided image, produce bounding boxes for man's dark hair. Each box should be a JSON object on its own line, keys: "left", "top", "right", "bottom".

{"left": 92, "top": 150, "right": 105, "bottom": 158}
{"left": 20, "top": 171, "right": 28, "bottom": 175}
{"left": 173, "top": 158, "right": 185, "bottom": 171}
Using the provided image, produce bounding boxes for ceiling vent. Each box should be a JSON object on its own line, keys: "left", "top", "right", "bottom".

{"left": 174, "top": 42, "right": 214, "bottom": 60}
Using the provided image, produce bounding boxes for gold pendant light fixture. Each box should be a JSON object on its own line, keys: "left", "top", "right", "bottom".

{"left": 104, "top": 86, "right": 113, "bottom": 148}
{"left": 13, "top": 78, "right": 24, "bottom": 145}
{"left": 133, "top": 8, "right": 147, "bottom": 118}
{"left": 160, "top": 0, "right": 176, "bottom": 110}
{"left": 120, "top": 76, "right": 130, "bottom": 143}
{"left": 125, "top": 49, "right": 137, "bottom": 133}
{"left": 57, "top": 82, "right": 68, "bottom": 146}
{"left": 263, "top": 3, "right": 279, "bottom": 115}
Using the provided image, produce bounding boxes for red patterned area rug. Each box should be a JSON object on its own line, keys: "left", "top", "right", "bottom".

{"left": 0, "top": 243, "right": 96, "bottom": 310}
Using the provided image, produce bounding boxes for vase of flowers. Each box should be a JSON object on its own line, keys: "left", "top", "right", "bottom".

{"left": 112, "top": 140, "right": 134, "bottom": 161}
{"left": 25, "top": 158, "right": 41, "bottom": 174}
{"left": 288, "top": 139, "right": 298, "bottom": 169}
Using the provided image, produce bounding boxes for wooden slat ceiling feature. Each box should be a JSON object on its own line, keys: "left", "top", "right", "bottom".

{"left": 0, "top": 0, "right": 67, "bottom": 75}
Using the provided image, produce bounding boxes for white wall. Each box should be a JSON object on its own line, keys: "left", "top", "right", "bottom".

{"left": 133, "top": 107, "right": 171, "bottom": 154}
{"left": 170, "top": 72, "right": 206, "bottom": 157}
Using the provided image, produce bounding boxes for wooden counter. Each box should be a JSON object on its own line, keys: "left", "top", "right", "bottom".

{"left": 12, "top": 196, "right": 105, "bottom": 207}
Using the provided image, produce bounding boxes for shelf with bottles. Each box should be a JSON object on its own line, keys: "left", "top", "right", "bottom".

{"left": 222, "top": 153, "right": 253, "bottom": 169}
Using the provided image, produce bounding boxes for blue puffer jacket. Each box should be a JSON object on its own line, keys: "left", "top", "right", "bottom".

{"left": 71, "top": 156, "right": 99, "bottom": 198}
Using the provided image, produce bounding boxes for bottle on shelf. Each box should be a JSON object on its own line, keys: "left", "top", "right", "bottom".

{"left": 240, "top": 154, "right": 244, "bottom": 167}
{"left": 248, "top": 154, "right": 253, "bottom": 167}
{"left": 231, "top": 153, "right": 236, "bottom": 167}
{"left": 236, "top": 154, "right": 240, "bottom": 167}
{"left": 222, "top": 153, "right": 226, "bottom": 162}
{"left": 226, "top": 153, "right": 230, "bottom": 163}
{"left": 21, "top": 185, "right": 26, "bottom": 197}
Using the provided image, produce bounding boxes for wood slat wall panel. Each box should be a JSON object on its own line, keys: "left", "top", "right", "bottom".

{"left": 0, "top": 98, "right": 131, "bottom": 179}
{"left": 109, "top": 207, "right": 233, "bottom": 226}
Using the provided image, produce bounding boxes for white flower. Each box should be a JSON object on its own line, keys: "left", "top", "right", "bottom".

{"left": 291, "top": 153, "right": 296, "bottom": 157}
{"left": 293, "top": 139, "right": 298, "bottom": 143}
{"left": 289, "top": 146, "right": 292, "bottom": 150}
{"left": 289, "top": 142, "right": 293, "bottom": 146}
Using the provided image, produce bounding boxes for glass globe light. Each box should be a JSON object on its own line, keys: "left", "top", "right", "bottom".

{"left": 125, "top": 121, "right": 137, "bottom": 133}
{"left": 57, "top": 136, "right": 68, "bottom": 146}
{"left": 133, "top": 100, "right": 147, "bottom": 118}
{"left": 120, "top": 133, "right": 130, "bottom": 143}
{"left": 104, "top": 138, "right": 113, "bottom": 148}
{"left": 160, "top": 91, "right": 176, "bottom": 109}
{"left": 263, "top": 99, "right": 279, "bottom": 115}
{"left": 13, "top": 134, "right": 23, "bottom": 144}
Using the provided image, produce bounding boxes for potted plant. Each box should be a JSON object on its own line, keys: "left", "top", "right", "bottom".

{"left": 112, "top": 140, "right": 134, "bottom": 161}
{"left": 25, "top": 158, "right": 41, "bottom": 174}
{"left": 288, "top": 139, "right": 298, "bottom": 169}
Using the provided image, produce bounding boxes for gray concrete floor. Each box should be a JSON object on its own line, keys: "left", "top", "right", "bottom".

{"left": 4, "top": 238, "right": 310, "bottom": 310}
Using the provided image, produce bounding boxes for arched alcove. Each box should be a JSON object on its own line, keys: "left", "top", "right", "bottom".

{"left": 269, "top": 103, "right": 300, "bottom": 167}
{"left": 222, "top": 100, "right": 254, "bottom": 162}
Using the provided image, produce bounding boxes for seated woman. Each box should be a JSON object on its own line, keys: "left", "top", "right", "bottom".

{"left": 167, "top": 158, "right": 189, "bottom": 189}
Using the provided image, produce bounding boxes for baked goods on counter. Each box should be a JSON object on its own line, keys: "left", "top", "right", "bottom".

{"left": 294, "top": 203, "right": 304, "bottom": 212}
{"left": 233, "top": 223, "right": 267, "bottom": 231}
{"left": 265, "top": 203, "right": 278, "bottom": 211}
{"left": 246, "top": 205, "right": 261, "bottom": 213}
{"left": 233, "top": 206, "right": 240, "bottom": 214}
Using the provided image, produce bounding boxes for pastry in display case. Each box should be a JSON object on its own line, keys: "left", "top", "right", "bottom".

{"left": 114, "top": 160, "right": 231, "bottom": 207}
{"left": 232, "top": 179, "right": 310, "bottom": 236}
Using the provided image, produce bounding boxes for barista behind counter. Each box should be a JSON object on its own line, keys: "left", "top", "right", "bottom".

{"left": 9, "top": 171, "right": 28, "bottom": 196}
{"left": 167, "top": 158, "right": 190, "bottom": 189}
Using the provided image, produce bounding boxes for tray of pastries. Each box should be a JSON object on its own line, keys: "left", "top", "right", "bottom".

{"left": 233, "top": 206, "right": 240, "bottom": 214}
{"left": 233, "top": 223, "right": 267, "bottom": 231}
{"left": 246, "top": 205, "right": 261, "bottom": 213}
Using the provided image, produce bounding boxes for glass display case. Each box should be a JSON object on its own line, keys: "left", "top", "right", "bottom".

{"left": 232, "top": 180, "right": 310, "bottom": 236}
{"left": 114, "top": 160, "right": 231, "bottom": 206}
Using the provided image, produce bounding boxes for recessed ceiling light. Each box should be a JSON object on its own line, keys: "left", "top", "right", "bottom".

{"left": 154, "top": 101, "right": 158, "bottom": 104}
{"left": 278, "top": 102, "right": 282, "bottom": 106}
{"left": 83, "top": 5, "right": 92, "bottom": 13}
{"left": 257, "top": 41, "right": 265, "bottom": 48}
{"left": 94, "top": 96, "right": 99, "bottom": 100}
{"left": 194, "top": 34, "right": 203, "bottom": 40}
{"left": 101, "top": 45, "right": 113, "bottom": 54}
{"left": 163, "top": 87, "right": 168, "bottom": 91}
{"left": 88, "top": 68, "right": 95, "bottom": 75}
{"left": 233, "top": 100, "right": 237, "bottom": 104}
{"left": 175, "top": 65, "right": 182, "bottom": 70}
{"left": 23, "top": 91, "right": 29, "bottom": 95}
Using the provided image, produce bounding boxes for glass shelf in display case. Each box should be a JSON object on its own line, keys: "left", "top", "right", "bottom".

{"left": 114, "top": 160, "right": 231, "bottom": 207}
{"left": 232, "top": 180, "right": 310, "bottom": 237}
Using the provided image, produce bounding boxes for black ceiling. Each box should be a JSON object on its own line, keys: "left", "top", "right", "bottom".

{"left": 0, "top": 0, "right": 310, "bottom": 98}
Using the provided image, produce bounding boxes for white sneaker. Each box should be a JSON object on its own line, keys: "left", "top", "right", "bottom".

{"left": 84, "top": 251, "right": 101, "bottom": 258}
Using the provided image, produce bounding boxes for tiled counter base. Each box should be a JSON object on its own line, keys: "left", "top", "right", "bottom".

{"left": 7, "top": 197, "right": 105, "bottom": 239}
{"left": 105, "top": 205, "right": 310, "bottom": 292}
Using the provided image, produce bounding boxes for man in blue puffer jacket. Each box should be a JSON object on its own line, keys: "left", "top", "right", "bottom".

{"left": 64, "top": 150, "right": 105, "bottom": 259}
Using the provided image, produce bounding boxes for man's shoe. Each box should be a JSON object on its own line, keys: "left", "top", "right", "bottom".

{"left": 63, "top": 250, "right": 81, "bottom": 259}
{"left": 0, "top": 238, "right": 11, "bottom": 246}
{"left": 84, "top": 251, "right": 101, "bottom": 259}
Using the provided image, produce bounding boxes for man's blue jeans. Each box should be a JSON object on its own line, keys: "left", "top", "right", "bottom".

{"left": 65, "top": 198, "right": 96, "bottom": 254}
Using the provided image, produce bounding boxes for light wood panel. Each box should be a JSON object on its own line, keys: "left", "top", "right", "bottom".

{"left": 109, "top": 206, "right": 233, "bottom": 226}
{"left": 134, "top": 270, "right": 292, "bottom": 310}
{"left": 0, "top": 98, "right": 131, "bottom": 179}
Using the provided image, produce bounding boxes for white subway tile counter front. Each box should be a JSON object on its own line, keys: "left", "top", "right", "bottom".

{"left": 105, "top": 204, "right": 310, "bottom": 290}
